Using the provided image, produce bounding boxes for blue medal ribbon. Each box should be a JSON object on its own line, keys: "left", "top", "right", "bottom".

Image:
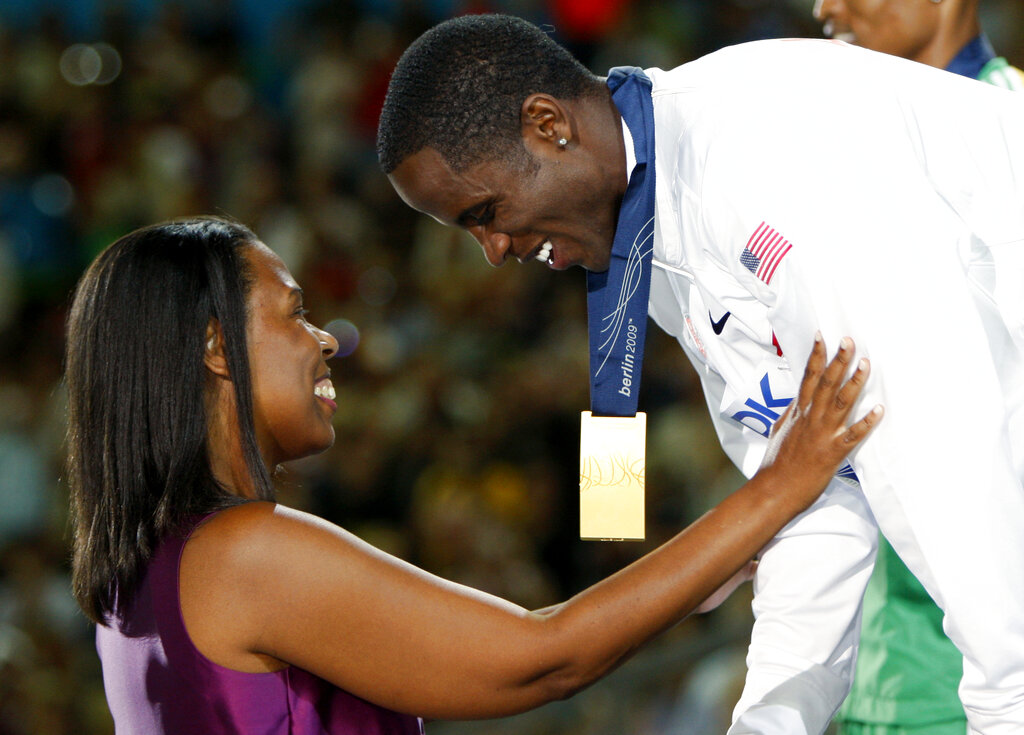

{"left": 587, "top": 67, "right": 656, "bottom": 417}
{"left": 945, "top": 33, "right": 997, "bottom": 79}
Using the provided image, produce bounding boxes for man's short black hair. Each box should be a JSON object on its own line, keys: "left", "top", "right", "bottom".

{"left": 377, "top": 14, "right": 601, "bottom": 174}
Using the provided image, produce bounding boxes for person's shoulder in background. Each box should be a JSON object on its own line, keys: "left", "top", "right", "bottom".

{"left": 979, "top": 57, "right": 1024, "bottom": 91}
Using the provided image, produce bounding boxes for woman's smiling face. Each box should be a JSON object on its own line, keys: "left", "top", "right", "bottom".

{"left": 242, "top": 241, "right": 339, "bottom": 467}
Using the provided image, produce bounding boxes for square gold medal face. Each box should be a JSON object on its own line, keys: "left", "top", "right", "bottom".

{"left": 579, "top": 412, "right": 646, "bottom": 541}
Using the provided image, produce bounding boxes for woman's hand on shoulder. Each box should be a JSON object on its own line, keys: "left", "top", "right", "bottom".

{"left": 759, "top": 334, "right": 883, "bottom": 504}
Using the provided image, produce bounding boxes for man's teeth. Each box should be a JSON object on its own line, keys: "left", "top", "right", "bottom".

{"left": 535, "top": 241, "right": 553, "bottom": 262}
{"left": 315, "top": 382, "right": 336, "bottom": 401}
{"left": 822, "top": 21, "right": 855, "bottom": 44}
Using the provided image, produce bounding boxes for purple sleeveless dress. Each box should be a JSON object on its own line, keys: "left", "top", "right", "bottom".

{"left": 96, "top": 515, "right": 426, "bottom": 734}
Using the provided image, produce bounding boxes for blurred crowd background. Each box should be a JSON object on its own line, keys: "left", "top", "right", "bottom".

{"left": 0, "top": 0, "right": 1021, "bottom": 733}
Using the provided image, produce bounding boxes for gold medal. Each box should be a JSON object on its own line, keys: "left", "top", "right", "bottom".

{"left": 579, "top": 411, "right": 646, "bottom": 541}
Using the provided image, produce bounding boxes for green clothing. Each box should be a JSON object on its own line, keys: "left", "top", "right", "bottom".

{"left": 835, "top": 538, "right": 965, "bottom": 731}
{"left": 837, "top": 722, "right": 966, "bottom": 735}
{"left": 979, "top": 57, "right": 1024, "bottom": 90}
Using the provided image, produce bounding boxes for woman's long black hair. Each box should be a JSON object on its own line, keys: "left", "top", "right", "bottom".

{"left": 66, "top": 216, "right": 275, "bottom": 624}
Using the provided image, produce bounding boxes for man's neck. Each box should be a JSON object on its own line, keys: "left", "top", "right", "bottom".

{"left": 593, "top": 85, "right": 630, "bottom": 201}
{"left": 915, "top": 10, "right": 981, "bottom": 69}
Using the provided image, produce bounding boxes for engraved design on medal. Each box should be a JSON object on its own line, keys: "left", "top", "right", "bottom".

{"left": 579, "top": 412, "right": 646, "bottom": 540}
{"left": 579, "top": 454, "right": 646, "bottom": 492}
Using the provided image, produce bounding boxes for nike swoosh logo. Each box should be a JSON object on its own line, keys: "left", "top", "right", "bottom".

{"left": 710, "top": 310, "right": 731, "bottom": 335}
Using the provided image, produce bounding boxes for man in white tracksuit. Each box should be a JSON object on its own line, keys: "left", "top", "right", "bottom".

{"left": 379, "top": 16, "right": 1024, "bottom": 734}
{"left": 644, "top": 39, "right": 1024, "bottom": 734}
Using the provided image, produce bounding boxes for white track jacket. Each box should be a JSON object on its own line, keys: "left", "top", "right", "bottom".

{"left": 640, "top": 39, "right": 1024, "bottom": 734}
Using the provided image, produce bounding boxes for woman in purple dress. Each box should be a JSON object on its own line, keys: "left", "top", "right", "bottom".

{"left": 64, "top": 216, "right": 880, "bottom": 734}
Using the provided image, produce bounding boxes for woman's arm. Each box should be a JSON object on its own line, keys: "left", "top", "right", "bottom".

{"left": 180, "top": 335, "right": 880, "bottom": 720}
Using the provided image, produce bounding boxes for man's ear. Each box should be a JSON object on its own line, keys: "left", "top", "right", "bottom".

{"left": 521, "top": 94, "right": 573, "bottom": 150}
{"left": 204, "top": 319, "right": 230, "bottom": 378}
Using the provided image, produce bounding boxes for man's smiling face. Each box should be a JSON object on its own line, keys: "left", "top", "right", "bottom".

{"left": 388, "top": 144, "right": 621, "bottom": 273}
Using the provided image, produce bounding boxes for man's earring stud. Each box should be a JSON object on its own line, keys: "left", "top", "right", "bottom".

{"left": 558, "top": 137, "right": 568, "bottom": 148}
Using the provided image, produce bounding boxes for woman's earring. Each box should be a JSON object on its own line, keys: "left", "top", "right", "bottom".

{"left": 558, "top": 137, "right": 568, "bottom": 148}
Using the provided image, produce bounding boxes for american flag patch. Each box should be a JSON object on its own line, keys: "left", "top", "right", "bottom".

{"left": 740, "top": 221, "right": 792, "bottom": 285}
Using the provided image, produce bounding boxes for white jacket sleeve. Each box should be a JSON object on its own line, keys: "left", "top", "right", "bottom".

{"left": 647, "top": 268, "right": 879, "bottom": 735}
{"left": 699, "top": 66, "right": 1024, "bottom": 733}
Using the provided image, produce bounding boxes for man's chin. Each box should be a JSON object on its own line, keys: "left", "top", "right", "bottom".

{"left": 585, "top": 253, "right": 613, "bottom": 273}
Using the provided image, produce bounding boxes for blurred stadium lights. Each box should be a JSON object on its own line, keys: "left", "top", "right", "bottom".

{"left": 58, "top": 42, "right": 121, "bottom": 86}
{"left": 324, "top": 318, "right": 361, "bottom": 358}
